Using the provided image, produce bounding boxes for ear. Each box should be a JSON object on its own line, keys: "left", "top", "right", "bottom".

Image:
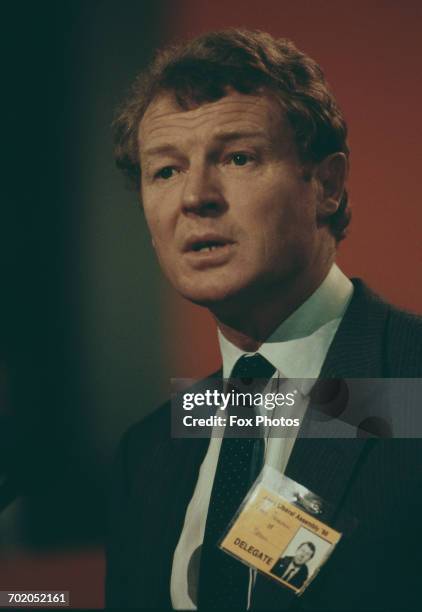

{"left": 315, "top": 152, "right": 348, "bottom": 218}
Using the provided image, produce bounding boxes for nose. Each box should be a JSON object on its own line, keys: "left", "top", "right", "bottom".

{"left": 181, "top": 161, "right": 227, "bottom": 217}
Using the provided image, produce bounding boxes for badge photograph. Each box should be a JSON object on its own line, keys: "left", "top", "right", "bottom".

{"left": 269, "top": 526, "right": 334, "bottom": 592}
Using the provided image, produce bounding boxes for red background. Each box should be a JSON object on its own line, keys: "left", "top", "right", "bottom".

{"left": 166, "top": 0, "right": 422, "bottom": 379}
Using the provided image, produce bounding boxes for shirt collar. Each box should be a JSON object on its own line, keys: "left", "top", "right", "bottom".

{"left": 218, "top": 263, "right": 353, "bottom": 382}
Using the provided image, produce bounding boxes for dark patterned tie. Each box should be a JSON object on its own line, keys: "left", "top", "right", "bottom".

{"left": 198, "top": 354, "right": 276, "bottom": 609}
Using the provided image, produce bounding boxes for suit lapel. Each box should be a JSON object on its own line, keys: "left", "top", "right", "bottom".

{"left": 285, "top": 279, "right": 390, "bottom": 504}
{"left": 143, "top": 432, "right": 209, "bottom": 607}
{"left": 149, "top": 373, "right": 223, "bottom": 606}
{"left": 253, "top": 280, "right": 390, "bottom": 609}
{"left": 319, "top": 278, "right": 390, "bottom": 378}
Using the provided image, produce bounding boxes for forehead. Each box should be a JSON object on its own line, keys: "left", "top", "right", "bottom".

{"left": 138, "top": 90, "right": 288, "bottom": 150}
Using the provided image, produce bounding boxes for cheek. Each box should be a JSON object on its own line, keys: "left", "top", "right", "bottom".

{"left": 143, "top": 202, "right": 167, "bottom": 244}
{"left": 143, "top": 187, "right": 181, "bottom": 243}
{"left": 266, "top": 192, "right": 315, "bottom": 248}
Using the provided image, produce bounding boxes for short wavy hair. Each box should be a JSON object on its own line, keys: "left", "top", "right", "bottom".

{"left": 113, "top": 28, "right": 351, "bottom": 242}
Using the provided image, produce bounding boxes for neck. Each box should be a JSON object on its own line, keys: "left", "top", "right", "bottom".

{"left": 212, "top": 259, "right": 334, "bottom": 352}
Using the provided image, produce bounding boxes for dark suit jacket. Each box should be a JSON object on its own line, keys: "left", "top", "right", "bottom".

{"left": 105, "top": 280, "right": 422, "bottom": 610}
{"left": 270, "top": 556, "right": 309, "bottom": 589}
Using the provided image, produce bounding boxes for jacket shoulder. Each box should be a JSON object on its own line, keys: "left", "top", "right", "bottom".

{"left": 321, "top": 279, "right": 421, "bottom": 377}
{"left": 115, "top": 369, "right": 222, "bottom": 478}
{"left": 387, "top": 304, "right": 422, "bottom": 334}
{"left": 115, "top": 399, "right": 171, "bottom": 481}
{"left": 385, "top": 305, "right": 422, "bottom": 376}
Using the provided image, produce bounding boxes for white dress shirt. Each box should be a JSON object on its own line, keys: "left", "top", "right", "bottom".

{"left": 170, "top": 264, "right": 353, "bottom": 609}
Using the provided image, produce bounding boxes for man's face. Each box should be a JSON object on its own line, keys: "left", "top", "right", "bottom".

{"left": 293, "top": 544, "right": 314, "bottom": 566}
{"left": 139, "top": 90, "right": 326, "bottom": 306}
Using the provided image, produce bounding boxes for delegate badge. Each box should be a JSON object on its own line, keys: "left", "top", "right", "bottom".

{"left": 219, "top": 466, "right": 342, "bottom": 595}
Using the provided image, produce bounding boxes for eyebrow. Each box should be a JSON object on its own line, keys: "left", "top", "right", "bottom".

{"left": 142, "top": 144, "right": 181, "bottom": 159}
{"left": 213, "top": 130, "right": 267, "bottom": 143}
{"left": 142, "top": 130, "right": 268, "bottom": 159}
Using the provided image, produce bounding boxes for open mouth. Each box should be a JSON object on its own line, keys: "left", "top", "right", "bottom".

{"left": 183, "top": 235, "right": 235, "bottom": 267}
{"left": 184, "top": 234, "right": 235, "bottom": 253}
{"left": 191, "top": 240, "right": 228, "bottom": 253}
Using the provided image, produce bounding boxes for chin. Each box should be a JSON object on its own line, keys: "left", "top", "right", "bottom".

{"left": 173, "top": 274, "right": 263, "bottom": 310}
{"left": 177, "top": 287, "right": 237, "bottom": 308}
{"left": 172, "top": 276, "right": 245, "bottom": 307}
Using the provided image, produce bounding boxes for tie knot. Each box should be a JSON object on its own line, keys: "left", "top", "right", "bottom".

{"left": 230, "top": 353, "right": 275, "bottom": 382}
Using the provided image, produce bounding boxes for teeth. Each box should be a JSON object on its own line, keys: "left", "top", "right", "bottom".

{"left": 199, "top": 245, "right": 219, "bottom": 252}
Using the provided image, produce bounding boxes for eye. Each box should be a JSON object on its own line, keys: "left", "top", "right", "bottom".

{"left": 155, "top": 166, "right": 177, "bottom": 180}
{"left": 227, "top": 152, "right": 255, "bottom": 166}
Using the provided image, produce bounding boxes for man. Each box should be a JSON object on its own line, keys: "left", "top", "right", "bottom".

{"left": 270, "top": 542, "right": 316, "bottom": 589}
{"left": 106, "top": 29, "right": 422, "bottom": 610}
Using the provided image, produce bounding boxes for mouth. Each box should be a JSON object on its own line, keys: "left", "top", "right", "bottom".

{"left": 184, "top": 234, "right": 235, "bottom": 253}
{"left": 191, "top": 240, "right": 228, "bottom": 253}
{"left": 182, "top": 234, "right": 236, "bottom": 267}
